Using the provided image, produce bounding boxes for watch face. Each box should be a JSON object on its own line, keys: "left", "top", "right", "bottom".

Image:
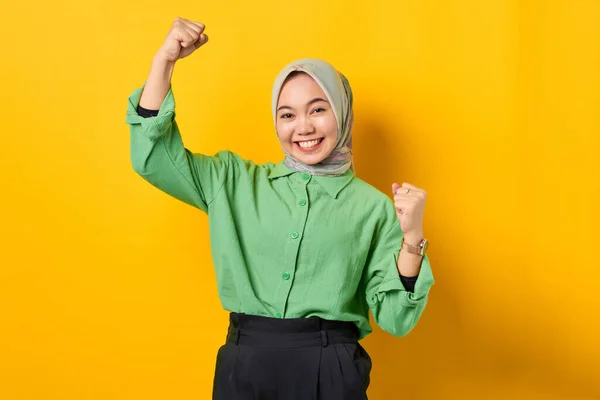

{"left": 421, "top": 239, "right": 429, "bottom": 255}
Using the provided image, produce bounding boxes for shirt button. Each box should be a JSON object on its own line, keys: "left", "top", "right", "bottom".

{"left": 282, "top": 272, "right": 291, "bottom": 280}
{"left": 290, "top": 232, "right": 299, "bottom": 239}
{"left": 302, "top": 173, "right": 310, "bottom": 181}
{"left": 275, "top": 312, "right": 282, "bottom": 318}
{"left": 299, "top": 199, "right": 307, "bottom": 206}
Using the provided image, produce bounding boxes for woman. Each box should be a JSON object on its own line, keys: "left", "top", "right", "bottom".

{"left": 125, "top": 17, "right": 434, "bottom": 400}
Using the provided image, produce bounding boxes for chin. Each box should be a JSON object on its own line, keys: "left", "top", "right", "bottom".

{"left": 296, "top": 157, "right": 323, "bottom": 165}
{"left": 294, "top": 150, "right": 330, "bottom": 166}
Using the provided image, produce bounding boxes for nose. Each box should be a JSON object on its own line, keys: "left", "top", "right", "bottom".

{"left": 296, "top": 116, "right": 316, "bottom": 136}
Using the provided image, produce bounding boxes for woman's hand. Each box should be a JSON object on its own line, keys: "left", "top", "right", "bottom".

{"left": 392, "top": 183, "right": 427, "bottom": 243}
{"left": 156, "top": 17, "right": 209, "bottom": 62}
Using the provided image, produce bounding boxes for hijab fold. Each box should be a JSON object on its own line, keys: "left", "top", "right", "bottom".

{"left": 271, "top": 58, "right": 354, "bottom": 177}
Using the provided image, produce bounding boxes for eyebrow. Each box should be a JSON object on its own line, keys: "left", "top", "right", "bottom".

{"left": 277, "top": 97, "right": 329, "bottom": 112}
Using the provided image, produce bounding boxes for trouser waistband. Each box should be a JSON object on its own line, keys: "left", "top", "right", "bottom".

{"left": 225, "top": 312, "right": 359, "bottom": 348}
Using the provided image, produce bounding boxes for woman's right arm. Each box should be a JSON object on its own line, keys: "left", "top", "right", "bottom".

{"left": 125, "top": 18, "right": 227, "bottom": 213}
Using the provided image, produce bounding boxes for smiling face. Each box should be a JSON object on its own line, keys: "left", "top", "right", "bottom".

{"left": 275, "top": 72, "right": 338, "bottom": 165}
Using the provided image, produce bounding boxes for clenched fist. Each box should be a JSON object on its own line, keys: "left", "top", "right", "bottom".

{"left": 392, "top": 182, "right": 426, "bottom": 240}
{"left": 157, "top": 17, "right": 209, "bottom": 62}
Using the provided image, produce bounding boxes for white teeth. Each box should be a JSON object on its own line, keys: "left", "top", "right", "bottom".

{"left": 298, "top": 139, "right": 322, "bottom": 149}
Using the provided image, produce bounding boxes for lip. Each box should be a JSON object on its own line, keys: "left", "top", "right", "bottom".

{"left": 294, "top": 138, "right": 324, "bottom": 153}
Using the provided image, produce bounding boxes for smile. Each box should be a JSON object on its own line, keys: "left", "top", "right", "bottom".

{"left": 295, "top": 138, "right": 324, "bottom": 152}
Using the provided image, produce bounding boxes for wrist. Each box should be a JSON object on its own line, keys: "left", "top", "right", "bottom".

{"left": 153, "top": 52, "right": 177, "bottom": 68}
{"left": 400, "top": 233, "right": 428, "bottom": 258}
{"left": 403, "top": 231, "right": 424, "bottom": 246}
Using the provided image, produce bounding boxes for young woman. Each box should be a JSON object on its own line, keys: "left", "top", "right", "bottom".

{"left": 125, "top": 17, "right": 434, "bottom": 400}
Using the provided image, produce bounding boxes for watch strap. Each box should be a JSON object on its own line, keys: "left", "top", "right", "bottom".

{"left": 402, "top": 238, "right": 427, "bottom": 256}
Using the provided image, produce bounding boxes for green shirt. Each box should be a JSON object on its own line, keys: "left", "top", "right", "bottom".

{"left": 125, "top": 84, "right": 434, "bottom": 340}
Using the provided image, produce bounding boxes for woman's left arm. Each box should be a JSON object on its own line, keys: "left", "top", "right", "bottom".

{"left": 363, "top": 182, "right": 434, "bottom": 338}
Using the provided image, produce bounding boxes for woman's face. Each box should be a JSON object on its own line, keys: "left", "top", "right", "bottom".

{"left": 276, "top": 72, "right": 338, "bottom": 165}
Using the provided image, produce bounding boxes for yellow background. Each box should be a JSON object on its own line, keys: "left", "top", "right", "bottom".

{"left": 1, "top": 0, "right": 598, "bottom": 399}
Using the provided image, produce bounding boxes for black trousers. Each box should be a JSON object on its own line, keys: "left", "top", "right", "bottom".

{"left": 212, "top": 312, "right": 372, "bottom": 400}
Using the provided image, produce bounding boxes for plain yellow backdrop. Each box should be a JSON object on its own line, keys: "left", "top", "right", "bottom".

{"left": 1, "top": 0, "right": 598, "bottom": 399}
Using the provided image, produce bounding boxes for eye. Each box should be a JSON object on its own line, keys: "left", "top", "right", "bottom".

{"left": 279, "top": 113, "right": 293, "bottom": 119}
{"left": 313, "top": 107, "right": 326, "bottom": 113}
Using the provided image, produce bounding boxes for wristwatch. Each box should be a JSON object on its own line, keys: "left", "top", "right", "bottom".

{"left": 401, "top": 237, "right": 429, "bottom": 256}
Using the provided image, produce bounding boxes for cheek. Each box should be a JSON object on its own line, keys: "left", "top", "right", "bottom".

{"left": 317, "top": 116, "right": 338, "bottom": 142}
{"left": 276, "top": 123, "right": 294, "bottom": 144}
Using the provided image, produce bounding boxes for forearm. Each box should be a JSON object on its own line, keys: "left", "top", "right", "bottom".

{"left": 396, "top": 231, "right": 424, "bottom": 277}
{"left": 139, "top": 53, "right": 176, "bottom": 110}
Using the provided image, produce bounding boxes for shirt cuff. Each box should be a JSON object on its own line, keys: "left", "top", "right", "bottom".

{"left": 125, "top": 82, "right": 176, "bottom": 138}
{"left": 376, "top": 254, "right": 434, "bottom": 306}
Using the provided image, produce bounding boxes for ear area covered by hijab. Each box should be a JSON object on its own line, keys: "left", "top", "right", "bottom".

{"left": 271, "top": 58, "right": 355, "bottom": 177}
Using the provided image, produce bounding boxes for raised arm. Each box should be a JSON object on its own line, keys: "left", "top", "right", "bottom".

{"left": 125, "top": 18, "right": 228, "bottom": 213}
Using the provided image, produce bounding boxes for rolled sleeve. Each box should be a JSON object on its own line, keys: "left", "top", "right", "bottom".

{"left": 364, "top": 215, "right": 435, "bottom": 337}
{"left": 125, "top": 82, "right": 176, "bottom": 139}
{"left": 125, "top": 83, "right": 228, "bottom": 212}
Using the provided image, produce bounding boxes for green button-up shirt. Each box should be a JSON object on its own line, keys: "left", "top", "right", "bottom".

{"left": 125, "top": 84, "right": 434, "bottom": 339}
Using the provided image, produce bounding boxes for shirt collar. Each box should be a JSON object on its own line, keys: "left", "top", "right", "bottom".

{"left": 268, "top": 161, "right": 295, "bottom": 179}
{"left": 268, "top": 161, "right": 355, "bottom": 199}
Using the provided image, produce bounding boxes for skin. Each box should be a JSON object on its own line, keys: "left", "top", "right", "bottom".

{"left": 275, "top": 72, "right": 338, "bottom": 165}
